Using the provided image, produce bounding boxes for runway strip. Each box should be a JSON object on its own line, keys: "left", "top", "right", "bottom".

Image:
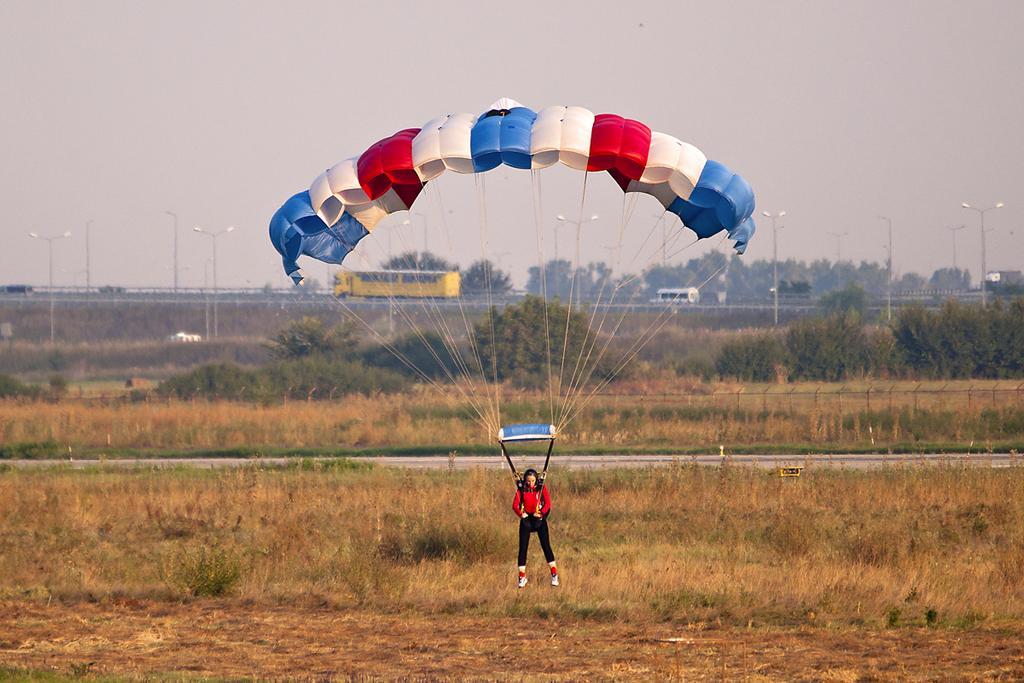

{"left": 4, "top": 452, "right": 1020, "bottom": 470}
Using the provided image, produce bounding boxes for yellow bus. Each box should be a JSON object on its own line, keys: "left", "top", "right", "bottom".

{"left": 333, "top": 270, "right": 461, "bottom": 299}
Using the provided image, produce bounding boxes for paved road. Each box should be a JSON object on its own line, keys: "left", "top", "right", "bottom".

{"left": 4, "top": 452, "right": 1020, "bottom": 470}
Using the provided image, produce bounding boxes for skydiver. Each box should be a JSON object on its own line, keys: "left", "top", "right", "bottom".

{"left": 513, "top": 468, "right": 558, "bottom": 588}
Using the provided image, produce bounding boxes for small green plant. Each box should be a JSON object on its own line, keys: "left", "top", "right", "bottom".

{"left": 926, "top": 608, "right": 938, "bottom": 627}
{"left": 885, "top": 606, "right": 901, "bottom": 628}
{"left": 165, "top": 544, "right": 241, "bottom": 597}
{"left": 68, "top": 661, "right": 95, "bottom": 678}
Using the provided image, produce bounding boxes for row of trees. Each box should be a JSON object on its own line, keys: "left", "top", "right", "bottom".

{"left": 305, "top": 249, "right": 986, "bottom": 302}
{"left": 392, "top": 250, "right": 984, "bottom": 301}
{"left": 715, "top": 299, "right": 1024, "bottom": 381}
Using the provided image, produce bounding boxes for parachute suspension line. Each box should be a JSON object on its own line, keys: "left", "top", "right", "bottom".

{"left": 417, "top": 181, "right": 498, "bottom": 423}
{"left": 555, "top": 170, "right": 589, "bottom": 409}
{"left": 427, "top": 181, "right": 495, "bottom": 421}
{"left": 348, "top": 231, "right": 492, "bottom": 430}
{"left": 556, "top": 193, "right": 634, "bottom": 427}
{"left": 561, "top": 250, "right": 731, "bottom": 430}
{"left": 475, "top": 173, "right": 502, "bottom": 432}
{"left": 328, "top": 294, "right": 490, "bottom": 432}
{"left": 556, "top": 197, "right": 647, "bottom": 430}
{"left": 350, "top": 219, "right": 491, "bottom": 430}
{"left": 531, "top": 170, "right": 556, "bottom": 427}
{"left": 557, "top": 219, "right": 721, "bottom": 432}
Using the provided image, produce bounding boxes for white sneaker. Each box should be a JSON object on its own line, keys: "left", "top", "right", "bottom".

{"left": 551, "top": 573, "right": 560, "bottom": 587}
{"left": 518, "top": 575, "right": 528, "bottom": 589}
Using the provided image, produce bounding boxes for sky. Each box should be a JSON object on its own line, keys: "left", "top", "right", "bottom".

{"left": 0, "top": 0, "right": 1021, "bottom": 289}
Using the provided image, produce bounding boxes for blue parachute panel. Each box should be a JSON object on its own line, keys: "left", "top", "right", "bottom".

{"left": 471, "top": 107, "right": 537, "bottom": 172}
{"left": 268, "top": 191, "right": 367, "bottom": 284}
{"left": 667, "top": 160, "right": 757, "bottom": 244}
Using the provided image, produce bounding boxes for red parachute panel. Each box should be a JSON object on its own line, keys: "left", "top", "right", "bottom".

{"left": 357, "top": 128, "right": 422, "bottom": 201}
{"left": 587, "top": 114, "right": 651, "bottom": 181}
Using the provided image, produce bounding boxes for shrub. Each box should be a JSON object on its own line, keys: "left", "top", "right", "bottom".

{"left": 893, "top": 299, "right": 1024, "bottom": 378}
{"left": 785, "top": 313, "right": 871, "bottom": 381}
{"left": 157, "top": 357, "right": 407, "bottom": 402}
{"left": 0, "top": 374, "right": 42, "bottom": 399}
{"left": 362, "top": 331, "right": 462, "bottom": 380}
{"left": 165, "top": 544, "right": 241, "bottom": 597}
{"left": 262, "top": 356, "right": 405, "bottom": 399}
{"left": 48, "top": 374, "right": 68, "bottom": 398}
{"left": 266, "top": 316, "right": 357, "bottom": 360}
{"left": 157, "top": 363, "right": 263, "bottom": 401}
{"left": 715, "top": 333, "right": 787, "bottom": 381}
{"left": 820, "top": 283, "right": 868, "bottom": 316}
{"left": 476, "top": 295, "right": 602, "bottom": 386}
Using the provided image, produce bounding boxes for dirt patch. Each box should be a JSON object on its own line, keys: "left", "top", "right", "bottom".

{"left": 1, "top": 600, "right": 1023, "bottom": 681}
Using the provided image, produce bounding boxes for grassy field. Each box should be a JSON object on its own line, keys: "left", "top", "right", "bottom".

{"left": 2, "top": 463, "right": 1024, "bottom": 679}
{"left": 1, "top": 378, "right": 1022, "bottom": 458}
{"left": 3, "top": 462, "right": 1022, "bottom": 625}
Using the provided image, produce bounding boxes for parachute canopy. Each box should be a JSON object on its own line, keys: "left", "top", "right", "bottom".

{"left": 270, "top": 98, "right": 756, "bottom": 284}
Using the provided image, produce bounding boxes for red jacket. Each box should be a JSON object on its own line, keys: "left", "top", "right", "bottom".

{"left": 513, "top": 485, "right": 551, "bottom": 517}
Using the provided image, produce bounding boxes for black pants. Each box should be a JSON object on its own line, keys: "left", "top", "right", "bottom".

{"left": 518, "top": 516, "right": 555, "bottom": 566}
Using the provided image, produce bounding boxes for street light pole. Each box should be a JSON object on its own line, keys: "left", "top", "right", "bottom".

{"left": 29, "top": 230, "right": 71, "bottom": 344}
{"left": 85, "top": 219, "right": 92, "bottom": 291}
{"left": 556, "top": 214, "right": 599, "bottom": 304}
{"left": 827, "top": 231, "right": 848, "bottom": 263}
{"left": 878, "top": 216, "right": 893, "bottom": 322}
{"left": 947, "top": 224, "right": 966, "bottom": 270}
{"left": 165, "top": 211, "right": 179, "bottom": 292}
{"left": 961, "top": 202, "right": 1004, "bottom": 306}
{"left": 193, "top": 225, "right": 235, "bottom": 337}
{"left": 555, "top": 213, "right": 599, "bottom": 262}
{"left": 412, "top": 212, "right": 429, "bottom": 255}
{"left": 761, "top": 210, "right": 786, "bottom": 326}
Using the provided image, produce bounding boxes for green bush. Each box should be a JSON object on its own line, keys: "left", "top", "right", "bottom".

{"left": 715, "top": 334, "right": 787, "bottom": 381}
{"left": 0, "top": 374, "right": 42, "bottom": 399}
{"left": 785, "top": 314, "right": 871, "bottom": 381}
{"left": 157, "top": 357, "right": 406, "bottom": 402}
{"left": 157, "top": 363, "right": 263, "bottom": 401}
{"left": 262, "top": 356, "right": 405, "bottom": 399}
{"left": 820, "top": 283, "right": 868, "bottom": 316}
{"left": 165, "top": 544, "right": 241, "bottom": 597}
{"left": 266, "top": 316, "right": 357, "bottom": 360}
{"left": 476, "top": 295, "right": 604, "bottom": 386}
{"left": 893, "top": 299, "right": 1024, "bottom": 378}
{"left": 362, "top": 330, "right": 462, "bottom": 380}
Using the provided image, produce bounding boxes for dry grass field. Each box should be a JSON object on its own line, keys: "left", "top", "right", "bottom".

{"left": 1, "top": 378, "right": 1022, "bottom": 456}
{"left": 2, "top": 463, "right": 1024, "bottom": 679}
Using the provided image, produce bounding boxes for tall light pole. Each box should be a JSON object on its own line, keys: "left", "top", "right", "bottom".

{"left": 827, "top": 231, "right": 848, "bottom": 263}
{"left": 29, "top": 230, "right": 71, "bottom": 344}
{"left": 555, "top": 213, "right": 599, "bottom": 264}
{"left": 202, "top": 258, "right": 213, "bottom": 339}
{"left": 761, "top": 210, "right": 786, "bottom": 326}
{"left": 961, "top": 202, "right": 1004, "bottom": 306}
{"left": 85, "top": 219, "right": 92, "bottom": 291}
{"left": 878, "top": 216, "right": 893, "bottom": 322}
{"left": 947, "top": 224, "right": 966, "bottom": 270}
{"left": 193, "top": 225, "right": 235, "bottom": 337}
{"left": 165, "top": 211, "right": 179, "bottom": 292}
{"left": 412, "top": 212, "right": 429, "bottom": 255}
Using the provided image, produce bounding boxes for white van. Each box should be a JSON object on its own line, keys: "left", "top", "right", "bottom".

{"left": 652, "top": 287, "right": 700, "bottom": 304}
